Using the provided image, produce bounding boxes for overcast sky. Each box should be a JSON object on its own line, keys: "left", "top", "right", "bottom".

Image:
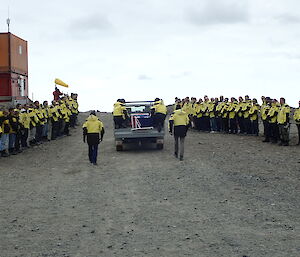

{"left": 1, "top": 0, "right": 299, "bottom": 111}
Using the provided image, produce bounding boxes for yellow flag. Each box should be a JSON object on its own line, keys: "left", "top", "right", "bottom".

{"left": 55, "top": 78, "right": 69, "bottom": 88}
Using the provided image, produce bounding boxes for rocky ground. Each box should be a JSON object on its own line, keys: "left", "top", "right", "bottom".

{"left": 0, "top": 112, "right": 299, "bottom": 257}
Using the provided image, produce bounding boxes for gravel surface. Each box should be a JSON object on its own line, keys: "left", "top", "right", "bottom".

{"left": 0, "top": 112, "right": 299, "bottom": 257}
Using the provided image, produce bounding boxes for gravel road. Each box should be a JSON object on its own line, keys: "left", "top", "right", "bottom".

{"left": 1, "top": 112, "right": 299, "bottom": 257}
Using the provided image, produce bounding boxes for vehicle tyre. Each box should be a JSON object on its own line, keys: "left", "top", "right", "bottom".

{"left": 116, "top": 144, "right": 123, "bottom": 151}
{"left": 157, "top": 143, "right": 163, "bottom": 150}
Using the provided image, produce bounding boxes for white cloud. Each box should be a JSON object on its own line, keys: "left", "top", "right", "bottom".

{"left": 186, "top": 0, "right": 249, "bottom": 26}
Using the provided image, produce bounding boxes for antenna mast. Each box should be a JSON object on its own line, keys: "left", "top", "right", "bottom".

{"left": 6, "top": 6, "right": 10, "bottom": 32}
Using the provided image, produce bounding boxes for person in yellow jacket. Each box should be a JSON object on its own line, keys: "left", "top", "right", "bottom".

{"left": 62, "top": 104, "right": 72, "bottom": 136}
{"left": 189, "top": 97, "right": 197, "bottom": 129}
{"left": 242, "top": 95, "right": 252, "bottom": 134}
{"left": 228, "top": 97, "right": 238, "bottom": 134}
{"left": 216, "top": 96, "right": 225, "bottom": 132}
{"left": 249, "top": 98, "right": 260, "bottom": 136}
{"left": 294, "top": 101, "right": 300, "bottom": 145}
{"left": 221, "top": 98, "right": 229, "bottom": 133}
{"left": 41, "top": 101, "right": 51, "bottom": 141}
{"left": 19, "top": 106, "right": 30, "bottom": 148}
{"left": 169, "top": 109, "right": 190, "bottom": 161}
{"left": 8, "top": 108, "right": 20, "bottom": 155}
{"left": 194, "top": 99, "right": 203, "bottom": 131}
{"left": 208, "top": 98, "right": 217, "bottom": 132}
{"left": 266, "top": 99, "right": 280, "bottom": 143}
{"left": 261, "top": 96, "right": 270, "bottom": 137}
{"left": 69, "top": 95, "right": 79, "bottom": 128}
{"left": 34, "top": 101, "right": 45, "bottom": 144}
{"left": 27, "top": 105, "right": 39, "bottom": 146}
{"left": 82, "top": 111, "right": 105, "bottom": 165}
{"left": 182, "top": 97, "right": 192, "bottom": 115}
{"left": 277, "top": 98, "right": 291, "bottom": 146}
{"left": 202, "top": 96, "right": 211, "bottom": 132}
{"left": 152, "top": 98, "right": 167, "bottom": 132}
{"left": 0, "top": 108, "right": 10, "bottom": 157}
{"left": 113, "top": 99, "right": 127, "bottom": 129}
{"left": 235, "top": 97, "right": 245, "bottom": 134}
{"left": 49, "top": 101, "right": 60, "bottom": 140}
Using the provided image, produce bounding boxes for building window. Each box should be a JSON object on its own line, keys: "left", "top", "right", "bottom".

{"left": 18, "top": 76, "right": 26, "bottom": 97}
{"left": 19, "top": 45, "right": 22, "bottom": 55}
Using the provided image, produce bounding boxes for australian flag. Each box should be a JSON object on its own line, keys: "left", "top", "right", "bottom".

{"left": 131, "top": 113, "right": 153, "bottom": 129}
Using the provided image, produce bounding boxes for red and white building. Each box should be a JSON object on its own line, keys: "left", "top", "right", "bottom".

{"left": 0, "top": 32, "right": 29, "bottom": 104}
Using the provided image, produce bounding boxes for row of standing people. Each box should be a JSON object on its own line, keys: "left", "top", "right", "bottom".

{"left": 174, "top": 96, "right": 300, "bottom": 146}
{"left": 0, "top": 94, "right": 79, "bottom": 157}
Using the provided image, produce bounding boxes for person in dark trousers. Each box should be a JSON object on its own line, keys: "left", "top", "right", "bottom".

{"left": 267, "top": 99, "right": 280, "bottom": 143}
{"left": 277, "top": 98, "right": 291, "bottom": 146}
{"left": 249, "top": 98, "right": 260, "bottom": 136}
{"left": 169, "top": 109, "right": 190, "bottom": 161}
{"left": 83, "top": 111, "right": 105, "bottom": 165}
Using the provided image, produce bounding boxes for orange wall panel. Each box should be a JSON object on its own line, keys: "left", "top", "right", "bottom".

{"left": 10, "top": 34, "right": 28, "bottom": 75}
{"left": 0, "top": 34, "right": 9, "bottom": 72}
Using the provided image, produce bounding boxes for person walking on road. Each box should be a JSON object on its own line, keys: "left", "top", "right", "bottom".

{"left": 82, "top": 111, "right": 105, "bottom": 165}
{"left": 169, "top": 109, "right": 190, "bottom": 161}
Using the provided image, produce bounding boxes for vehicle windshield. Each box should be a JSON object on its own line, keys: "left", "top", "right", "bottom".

{"left": 127, "top": 105, "right": 151, "bottom": 114}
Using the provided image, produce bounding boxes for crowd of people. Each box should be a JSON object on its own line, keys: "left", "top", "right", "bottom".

{"left": 0, "top": 92, "right": 79, "bottom": 158}
{"left": 173, "top": 95, "right": 300, "bottom": 146}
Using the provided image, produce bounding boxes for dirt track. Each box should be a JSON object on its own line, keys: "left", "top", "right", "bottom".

{"left": 1, "top": 112, "right": 299, "bottom": 257}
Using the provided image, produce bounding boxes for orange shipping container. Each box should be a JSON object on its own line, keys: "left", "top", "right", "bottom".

{"left": 0, "top": 33, "right": 28, "bottom": 75}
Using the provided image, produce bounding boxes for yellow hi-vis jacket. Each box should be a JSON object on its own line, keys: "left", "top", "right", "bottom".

{"left": 228, "top": 102, "right": 237, "bottom": 119}
{"left": 235, "top": 102, "right": 244, "bottom": 117}
{"left": 242, "top": 101, "right": 252, "bottom": 118}
{"left": 0, "top": 111, "right": 9, "bottom": 134}
{"left": 28, "top": 108, "right": 39, "bottom": 127}
{"left": 113, "top": 102, "right": 126, "bottom": 116}
{"left": 182, "top": 102, "right": 192, "bottom": 115}
{"left": 191, "top": 102, "right": 197, "bottom": 116}
{"left": 195, "top": 103, "right": 202, "bottom": 118}
{"left": 61, "top": 106, "right": 71, "bottom": 122}
{"left": 153, "top": 101, "right": 167, "bottom": 115}
{"left": 277, "top": 104, "right": 290, "bottom": 124}
{"left": 169, "top": 109, "right": 189, "bottom": 126}
{"left": 50, "top": 105, "right": 61, "bottom": 122}
{"left": 221, "top": 103, "right": 229, "bottom": 118}
{"left": 82, "top": 115, "right": 104, "bottom": 133}
{"left": 19, "top": 111, "right": 30, "bottom": 129}
{"left": 249, "top": 104, "right": 260, "bottom": 121}
{"left": 208, "top": 102, "right": 215, "bottom": 118}
{"left": 202, "top": 101, "right": 210, "bottom": 117}
{"left": 267, "top": 104, "right": 280, "bottom": 124}
{"left": 261, "top": 103, "right": 270, "bottom": 121}
{"left": 294, "top": 108, "right": 300, "bottom": 124}
{"left": 216, "top": 102, "right": 225, "bottom": 117}
{"left": 36, "top": 108, "right": 45, "bottom": 125}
